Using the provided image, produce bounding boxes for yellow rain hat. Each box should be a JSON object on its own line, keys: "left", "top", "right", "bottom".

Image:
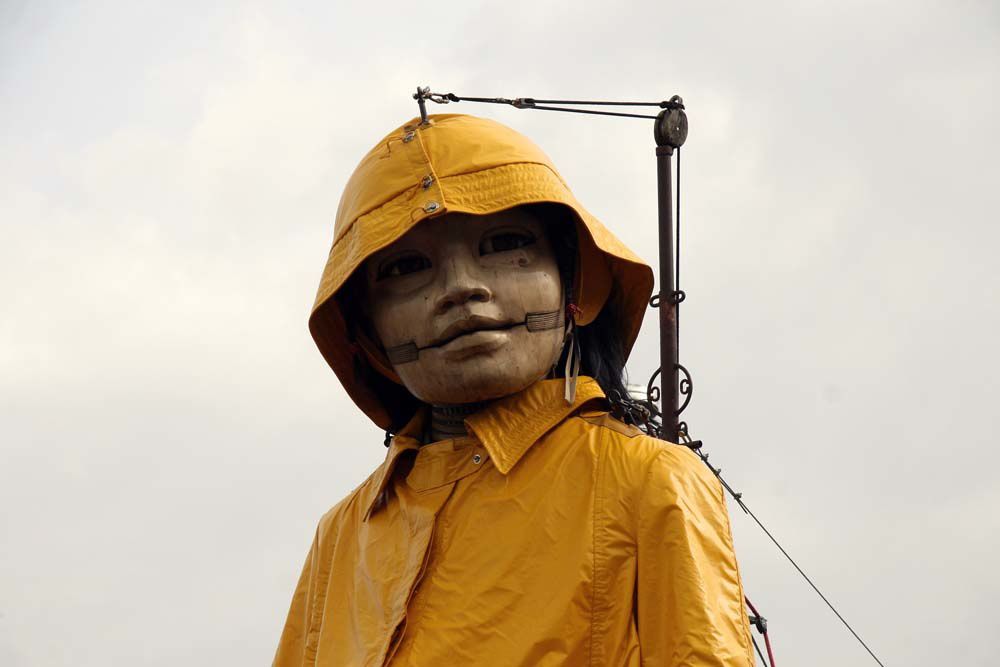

{"left": 310, "top": 114, "right": 653, "bottom": 429}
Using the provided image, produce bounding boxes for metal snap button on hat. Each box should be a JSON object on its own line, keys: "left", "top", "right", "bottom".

{"left": 423, "top": 201, "right": 440, "bottom": 213}
{"left": 472, "top": 453, "right": 482, "bottom": 464}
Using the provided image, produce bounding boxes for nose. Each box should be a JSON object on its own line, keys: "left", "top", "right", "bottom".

{"left": 433, "top": 252, "right": 492, "bottom": 315}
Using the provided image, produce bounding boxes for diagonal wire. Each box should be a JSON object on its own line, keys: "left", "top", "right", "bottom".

{"left": 683, "top": 441, "right": 886, "bottom": 667}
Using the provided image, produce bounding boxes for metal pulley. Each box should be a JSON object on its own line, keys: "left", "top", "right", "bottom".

{"left": 654, "top": 95, "right": 688, "bottom": 149}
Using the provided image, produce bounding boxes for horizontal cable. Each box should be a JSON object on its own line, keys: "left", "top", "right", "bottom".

{"left": 419, "top": 91, "right": 682, "bottom": 120}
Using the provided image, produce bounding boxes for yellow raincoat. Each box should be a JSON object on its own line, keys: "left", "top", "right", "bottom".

{"left": 276, "top": 115, "right": 753, "bottom": 666}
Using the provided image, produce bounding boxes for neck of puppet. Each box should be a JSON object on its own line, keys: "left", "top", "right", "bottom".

{"left": 427, "top": 402, "right": 488, "bottom": 443}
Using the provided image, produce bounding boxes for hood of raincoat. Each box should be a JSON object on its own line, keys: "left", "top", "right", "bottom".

{"left": 310, "top": 113, "right": 654, "bottom": 430}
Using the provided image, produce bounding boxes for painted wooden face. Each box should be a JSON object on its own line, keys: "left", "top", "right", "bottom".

{"left": 364, "top": 209, "right": 565, "bottom": 405}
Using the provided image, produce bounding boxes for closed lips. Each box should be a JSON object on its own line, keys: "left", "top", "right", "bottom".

{"left": 427, "top": 317, "right": 520, "bottom": 349}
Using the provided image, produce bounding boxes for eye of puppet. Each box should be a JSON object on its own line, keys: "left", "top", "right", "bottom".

{"left": 479, "top": 228, "right": 536, "bottom": 256}
{"left": 376, "top": 252, "right": 432, "bottom": 281}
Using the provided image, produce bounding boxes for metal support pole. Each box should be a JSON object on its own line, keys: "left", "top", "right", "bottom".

{"left": 654, "top": 97, "right": 687, "bottom": 441}
{"left": 656, "top": 144, "right": 679, "bottom": 439}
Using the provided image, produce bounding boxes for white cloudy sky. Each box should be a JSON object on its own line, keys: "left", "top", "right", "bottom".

{"left": 1, "top": 1, "right": 997, "bottom": 665}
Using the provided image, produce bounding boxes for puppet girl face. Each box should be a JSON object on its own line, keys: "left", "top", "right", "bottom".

{"left": 363, "top": 209, "right": 566, "bottom": 405}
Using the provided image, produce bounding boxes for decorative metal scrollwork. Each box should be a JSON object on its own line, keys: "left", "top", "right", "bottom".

{"left": 620, "top": 363, "right": 694, "bottom": 440}
{"left": 677, "top": 363, "right": 693, "bottom": 415}
{"left": 646, "top": 366, "right": 662, "bottom": 406}
{"left": 644, "top": 364, "right": 694, "bottom": 418}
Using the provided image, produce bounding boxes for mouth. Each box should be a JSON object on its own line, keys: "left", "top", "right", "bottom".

{"left": 425, "top": 316, "right": 520, "bottom": 350}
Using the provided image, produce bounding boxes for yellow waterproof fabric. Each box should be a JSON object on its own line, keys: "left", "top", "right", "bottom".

{"left": 274, "top": 378, "right": 754, "bottom": 666}
{"left": 308, "top": 114, "right": 654, "bottom": 430}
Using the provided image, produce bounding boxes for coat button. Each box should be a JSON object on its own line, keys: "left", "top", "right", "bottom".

{"left": 472, "top": 453, "right": 482, "bottom": 464}
{"left": 423, "top": 201, "right": 440, "bottom": 213}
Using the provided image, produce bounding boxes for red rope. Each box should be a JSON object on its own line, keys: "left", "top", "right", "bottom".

{"left": 745, "top": 596, "right": 776, "bottom": 666}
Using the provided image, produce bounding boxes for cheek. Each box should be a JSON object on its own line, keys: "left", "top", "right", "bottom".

{"left": 481, "top": 245, "right": 562, "bottom": 308}
{"left": 368, "top": 302, "right": 393, "bottom": 343}
{"left": 509, "top": 266, "right": 563, "bottom": 311}
{"left": 368, "top": 290, "right": 432, "bottom": 346}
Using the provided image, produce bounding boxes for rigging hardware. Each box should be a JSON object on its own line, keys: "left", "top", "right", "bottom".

{"left": 413, "top": 86, "right": 887, "bottom": 667}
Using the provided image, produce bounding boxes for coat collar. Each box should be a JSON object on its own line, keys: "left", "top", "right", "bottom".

{"left": 465, "top": 376, "right": 605, "bottom": 474}
{"left": 363, "top": 377, "right": 605, "bottom": 520}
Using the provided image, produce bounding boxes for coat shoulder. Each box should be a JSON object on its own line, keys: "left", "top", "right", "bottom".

{"left": 571, "top": 409, "right": 718, "bottom": 494}
{"left": 574, "top": 410, "right": 703, "bottom": 468}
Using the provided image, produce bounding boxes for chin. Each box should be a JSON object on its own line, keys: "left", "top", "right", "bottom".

{"left": 401, "top": 362, "right": 548, "bottom": 406}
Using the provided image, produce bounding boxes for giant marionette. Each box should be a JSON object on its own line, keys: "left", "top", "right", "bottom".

{"left": 274, "top": 108, "right": 755, "bottom": 665}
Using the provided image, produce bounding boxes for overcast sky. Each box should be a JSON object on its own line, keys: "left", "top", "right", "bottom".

{"left": 2, "top": 1, "right": 998, "bottom": 665}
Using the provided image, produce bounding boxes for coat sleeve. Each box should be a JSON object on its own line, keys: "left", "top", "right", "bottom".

{"left": 273, "top": 532, "right": 321, "bottom": 667}
{"left": 635, "top": 446, "right": 755, "bottom": 666}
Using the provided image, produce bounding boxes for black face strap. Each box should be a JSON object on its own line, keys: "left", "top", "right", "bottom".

{"left": 384, "top": 308, "right": 563, "bottom": 366}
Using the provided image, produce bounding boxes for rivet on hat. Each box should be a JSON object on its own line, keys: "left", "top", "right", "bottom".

{"left": 421, "top": 175, "right": 434, "bottom": 189}
{"left": 423, "top": 201, "right": 440, "bottom": 213}
{"left": 402, "top": 131, "right": 415, "bottom": 143}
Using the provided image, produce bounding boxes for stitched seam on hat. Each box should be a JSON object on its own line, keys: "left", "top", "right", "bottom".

{"left": 437, "top": 159, "right": 566, "bottom": 188}
{"left": 415, "top": 127, "right": 446, "bottom": 211}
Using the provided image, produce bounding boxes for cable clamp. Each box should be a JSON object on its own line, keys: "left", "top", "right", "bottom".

{"left": 748, "top": 613, "right": 769, "bottom": 635}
